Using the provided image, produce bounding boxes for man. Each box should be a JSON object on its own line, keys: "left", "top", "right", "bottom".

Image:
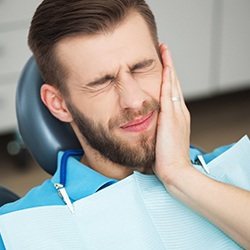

{"left": 0, "top": 0, "right": 250, "bottom": 249}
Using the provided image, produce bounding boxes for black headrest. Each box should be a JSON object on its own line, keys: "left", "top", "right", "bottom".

{"left": 16, "top": 57, "right": 81, "bottom": 175}
{"left": 0, "top": 186, "right": 20, "bottom": 206}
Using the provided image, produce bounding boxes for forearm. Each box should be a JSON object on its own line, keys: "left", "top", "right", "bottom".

{"left": 156, "top": 43, "right": 250, "bottom": 248}
{"left": 163, "top": 164, "right": 250, "bottom": 249}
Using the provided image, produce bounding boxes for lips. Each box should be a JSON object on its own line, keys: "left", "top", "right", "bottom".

{"left": 120, "top": 112, "right": 154, "bottom": 132}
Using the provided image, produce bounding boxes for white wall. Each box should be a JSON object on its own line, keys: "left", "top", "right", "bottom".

{"left": 147, "top": 0, "right": 250, "bottom": 100}
{"left": 0, "top": 0, "right": 250, "bottom": 133}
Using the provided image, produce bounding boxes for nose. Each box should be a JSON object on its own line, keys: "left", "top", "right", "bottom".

{"left": 118, "top": 75, "right": 148, "bottom": 110}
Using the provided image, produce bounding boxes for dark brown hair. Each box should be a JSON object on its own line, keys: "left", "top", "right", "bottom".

{"left": 28, "top": 0, "right": 158, "bottom": 94}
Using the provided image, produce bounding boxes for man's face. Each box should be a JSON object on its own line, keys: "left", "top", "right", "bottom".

{"left": 57, "top": 13, "right": 163, "bottom": 170}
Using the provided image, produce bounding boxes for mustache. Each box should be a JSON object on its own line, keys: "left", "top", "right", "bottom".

{"left": 108, "top": 99, "right": 160, "bottom": 130}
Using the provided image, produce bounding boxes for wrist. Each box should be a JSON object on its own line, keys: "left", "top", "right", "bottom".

{"left": 155, "top": 161, "right": 196, "bottom": 196}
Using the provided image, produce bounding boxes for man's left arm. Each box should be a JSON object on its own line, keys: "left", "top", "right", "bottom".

{"left": 153, "top": 43, "right": 250, "bottom": 249}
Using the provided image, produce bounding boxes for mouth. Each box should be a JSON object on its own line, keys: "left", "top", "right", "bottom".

{"left": 120, "top": 112, "right": 155, "bottom": 133}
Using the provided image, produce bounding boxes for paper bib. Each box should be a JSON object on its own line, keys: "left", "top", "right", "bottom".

{"left": 1, "top": 136, "right": 249, "bottom": 249}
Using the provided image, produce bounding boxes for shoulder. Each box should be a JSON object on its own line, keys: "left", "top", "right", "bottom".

{"left": 0, "top": 179, "right": 63, "bottom": 216}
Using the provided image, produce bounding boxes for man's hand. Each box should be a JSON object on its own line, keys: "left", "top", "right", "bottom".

{"left": 154, "top": 43, "right": 192, "bottom": 185}
{"left": 153, "top": 44, "right": 250, "bottom": 249}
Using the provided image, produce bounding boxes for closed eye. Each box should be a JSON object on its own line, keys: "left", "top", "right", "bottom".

{"left": 87, "top": 74, "right": 116, "bottom": 88}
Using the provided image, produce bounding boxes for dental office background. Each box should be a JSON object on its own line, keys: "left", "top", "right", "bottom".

{"left": 0, "top": 0, "right": 250, "bottom": 167}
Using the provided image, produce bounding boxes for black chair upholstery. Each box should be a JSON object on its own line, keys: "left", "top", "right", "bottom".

{"left": 0, "top": 186, "right": 20, "bottom": 207}
{"left": 16, "top": 57, "right": 81, "bottom": 175}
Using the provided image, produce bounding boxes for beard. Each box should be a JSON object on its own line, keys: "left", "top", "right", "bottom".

{"left": 66, "top": 98, "right": 160, "bottom": 170}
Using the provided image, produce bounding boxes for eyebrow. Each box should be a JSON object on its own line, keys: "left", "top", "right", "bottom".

{"left": 129, "top": 59, "right": 154, "bottom": 71}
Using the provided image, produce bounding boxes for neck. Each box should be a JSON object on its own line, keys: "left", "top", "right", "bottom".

{"left": 80, "top": 146, "right": 153, "bottom": 180}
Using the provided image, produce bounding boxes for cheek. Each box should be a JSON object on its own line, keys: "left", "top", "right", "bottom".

{"left": 90, "top": 96, "right": 118, "bottom": 125}
{"left": 72, "top": 96, "right": 106, "bottom": 124}
{"left": 153, "top": 75, "right": 162, "bottom": 100}
{"left": 138, "top": 73, "right": 162, "bottom": 101}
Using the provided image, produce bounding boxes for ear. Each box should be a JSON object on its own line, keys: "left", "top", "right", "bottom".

{"left": 40, "top": 84, "right": 73, "bottom": 122}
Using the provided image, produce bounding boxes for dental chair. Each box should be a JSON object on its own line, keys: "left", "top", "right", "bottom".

{"left": 0, "top": 186, "right": 20, "bottom": 207}
{"left": 16, "top": 56, "right": 81, "bottom": 175}
{"left": 0, "top": 56, "right": 80, "bottom": 207}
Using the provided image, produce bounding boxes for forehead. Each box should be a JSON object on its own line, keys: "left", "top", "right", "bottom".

{"left": 56, "top": 13, "right": 158, "bottom": 84}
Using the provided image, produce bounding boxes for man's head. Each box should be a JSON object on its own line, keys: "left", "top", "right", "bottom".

{"left": 28, "top": 0, "right": 159, "bottom": 94}
{"left": 29, "top": 0, "right": 163, "bottom": 177}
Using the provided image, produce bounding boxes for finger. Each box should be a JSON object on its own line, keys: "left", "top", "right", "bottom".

{"left": 163, "top": 49, "right": 183, "bottom": 112}
{"left": 159, "top": 45, "right": 181, "bottom": 115}
{"left": 164, "top": 48, "right": 188, "bottom": 113}
{"left": 159, "top": 45, "right": 179, "bottom": 100}
{"left": 159, "top": 43, "right": 169, "bottom": 68}
{"left": 159, "top": 43, "right": 172, "bottom": 109}
{"left": 160, "top": 44, "right": 187, "bottom": 118}
{"left": 160, "top": 65, "right": 172, "bottom": 113}
{"left": 166, "top": 51, "right": 189, "bottom": 117}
